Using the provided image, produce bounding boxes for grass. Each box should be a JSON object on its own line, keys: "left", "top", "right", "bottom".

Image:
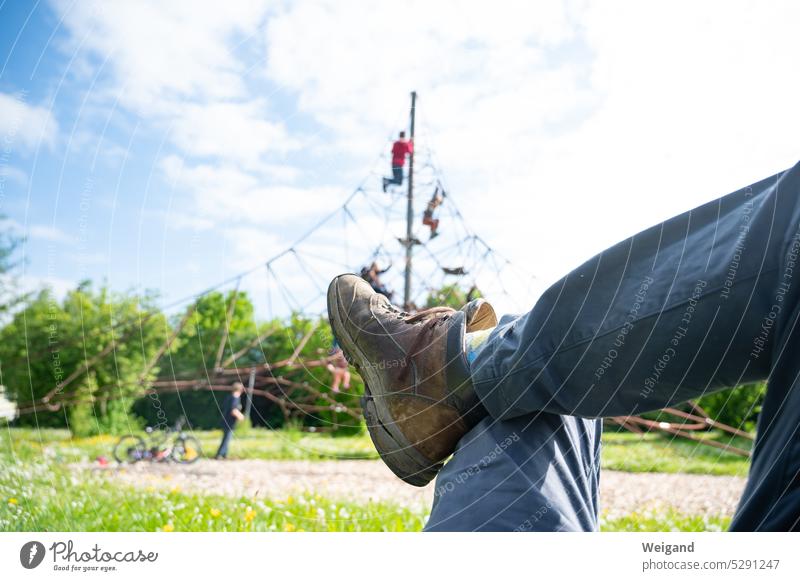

{"left": 601, "top": 431, "right": 751, "bottom": 477}
{"left": 0, "top": 459, "right": 424, "bottom": 532}
{"left": 0, "top": 427, "right": 379, "bottom": 464}
{"left": 0, "top": 426, "right": 747, "bottom": 532}
{"left": 0, "top": 458, "right": 728, "bottom": 532}
{"left": 600, "top": 511, "right": 730, "bottom": 532}
{"left": 2, "top": 427, "right": 751, "bottom": 475}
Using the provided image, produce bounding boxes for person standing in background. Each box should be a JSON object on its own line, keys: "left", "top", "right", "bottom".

{"left": 215, "top": 382, "right": 245, "bottom": 459}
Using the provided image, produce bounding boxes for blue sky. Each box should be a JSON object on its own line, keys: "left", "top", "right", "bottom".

{"left": 2, "top": 0, "right": 800, "bottom": 318}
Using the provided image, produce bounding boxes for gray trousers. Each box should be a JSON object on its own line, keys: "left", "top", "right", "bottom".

{"left": 215, "top": 427, "right": 234, "bottom": 459}
{"left": 427, "top": 163, "right": 800, "bottom": 531}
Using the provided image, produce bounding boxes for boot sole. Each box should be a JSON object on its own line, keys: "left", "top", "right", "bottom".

{"left": 328, "top": 276, "right": 442, "bottom": 487}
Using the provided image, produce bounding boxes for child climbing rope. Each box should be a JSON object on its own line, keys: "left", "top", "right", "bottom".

{"left": 382, "top": 131, "right": 413, "bottom": 192}
{"left": 422, "top": 187, "right": 444, "bottom": 239}
{"left": 359, "top": 261, "right": 393, "bottom": 300}
{"left": 326, "top": 340, "right": 351, "bottom": 393}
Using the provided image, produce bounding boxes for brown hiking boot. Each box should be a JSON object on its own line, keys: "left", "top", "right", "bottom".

{"left": 327, "top": 274, "right": 496, "bottom": 486}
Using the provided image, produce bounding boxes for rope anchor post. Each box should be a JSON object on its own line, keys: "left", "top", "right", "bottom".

{"left": 403, "top": 90, "right": 417, "bottom": 310}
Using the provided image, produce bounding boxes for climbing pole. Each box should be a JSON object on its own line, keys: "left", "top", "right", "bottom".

{"left": 403, "top": 90, "right": 417, "bottom": 309}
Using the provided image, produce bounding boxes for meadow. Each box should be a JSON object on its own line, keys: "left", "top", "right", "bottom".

{"left": 0, "top": 427, "right": 748, "bottom": 532}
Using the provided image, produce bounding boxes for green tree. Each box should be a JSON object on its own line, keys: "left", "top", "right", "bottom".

{"left": 424, "top": 283, "right": 481, "bottom": 309}
{"left": 0, "top": 218, "right": 26, "bottom": 318}
{"left": 134, "top": 290, "right": 260, "bottom": 429}
{"left": 259, "top": 314, "right": 364, "bottom": 434}
{"left": 695, "top": 382, "right": 766, "bottom": 432}
{"left": 169, "top": 290, "right": 256, "bottom": 374}
{"left": 134, "top": 308, "right": 366, "bottom": 434}
{"left": 0, "top": 282, "right": 167, "bottom": 435}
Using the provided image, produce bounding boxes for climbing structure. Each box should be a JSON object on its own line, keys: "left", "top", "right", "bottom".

{"left": 14, "top": 94, "right": 752, "bottom": 456}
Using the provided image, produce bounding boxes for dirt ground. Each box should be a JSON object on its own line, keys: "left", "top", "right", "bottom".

{"left": 94, "top": 458, "right": 747, "bottom": 518}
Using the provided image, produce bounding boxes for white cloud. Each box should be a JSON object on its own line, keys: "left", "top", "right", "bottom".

{"left": 170, "top": 101, "right": 301, "bottom": 168}
{"left": 263, "top": 0, "right": 800, "bottom": 292}
{"left": 27, "top": 224, "right": 75, "bottom": 244}
{"left": 53, "top": 0, "right": 293, "bottom": 174}
{"left": 3, "top": 219, "right": 75, "bottom": 245}
{"left": 0, "top": 92, "right": 59, "bottom": 151}
{"left": 160, "top": 154, "right": 342, "bottom": 224}
{"left": 483, "top": 1, "right": 800, "bottom": 282}
{"left": 265, "top": 0, "right": 587, "bottom": 158}
{"left": 53, "top": 0, "right": 269, "bottom": 113}
{"left": 52, "top": 0, "right": 312, "bottom": 233}
{"left": 223, "top": 225, "right": 287, "bottom": 272}
{"left": 162, "top": 212, "right": 216, "bottom": 232}
{"left": 18, "top": 274, "right": 75, "bottom": 300}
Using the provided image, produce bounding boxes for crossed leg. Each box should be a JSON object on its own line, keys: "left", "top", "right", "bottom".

{"left": 435, "top": 163, "right": 800, "bottom": 531}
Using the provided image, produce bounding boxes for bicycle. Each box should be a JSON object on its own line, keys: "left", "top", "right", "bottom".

{"left": 112, "top": 417, "right": 202, "bottom": 464}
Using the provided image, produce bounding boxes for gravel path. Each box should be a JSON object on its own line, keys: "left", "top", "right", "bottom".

{"left": 95, "top": 459, "right": 747, "bottom": 518}
{"left": 599, "top": 470, "right": 745, "bottom": 519}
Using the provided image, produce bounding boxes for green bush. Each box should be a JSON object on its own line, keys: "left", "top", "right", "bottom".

{"left": 425, "top": 283, "right": 481, "bottom": 309}
{"left": 132, "top": 390, "right": 227, "bottom": 430}
{"left": 71, "top": 399, "right": 145, "bottom": 437}
{"left": 0, "top": 283, "right": 166, "bottom": 433}
{"left": 695, "top": 382, "right": 766, "bottom": 432}
{"left": 628, "top": 382, "right": 765, "bottom": 435}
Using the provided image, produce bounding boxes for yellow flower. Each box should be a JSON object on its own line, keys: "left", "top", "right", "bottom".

{"left": 210, "top": 508, "right": 221, "bottom": 518}
{"left": 162, "top": 523, "right": 174, "bottom": 532}
{"left": 283, "top": 522, "right": 295, "bottom": 532}
{"left": 145, "top": 486, "right": 156, "bottom": 493}
{"left": 8, "top": 498, "right": 18, "bottom": 505}
{"left": 244, "top": 508, "right": 256, "bottom": 523}
{"left": 286, "top": 495, "right": 293, "bottom": 505}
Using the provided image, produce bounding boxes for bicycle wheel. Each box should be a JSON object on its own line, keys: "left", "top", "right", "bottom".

{"left": 113, "top": 435, "right": 146, "bottom": 464}
{"left": 171, "top": 435, "right": 202, "bottom": 464}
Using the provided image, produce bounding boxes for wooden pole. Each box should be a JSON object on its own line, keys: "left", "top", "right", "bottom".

{"left": 213, "top": 283, "right": 240, "bottom": 371}
{"left": 244, "top": 367, "right": 255, "bottom": 419}
{"left": 403, "top": 90, "right": 417, "bottom": 309}
{"left": 286, "top": 319, "right": 320, "bottom": 365}
{"left": 137, "top": 304, "right": 195, "bottom": 383}
{"left": 221, "top": 327, "right": 278, "bottom": 368}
